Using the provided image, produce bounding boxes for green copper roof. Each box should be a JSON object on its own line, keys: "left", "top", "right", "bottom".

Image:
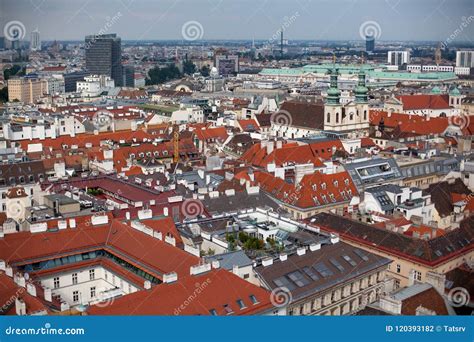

{"left": 430, "top": 86, "right": 441, "bottom": 94}
{"left": 449, "top": 87, "right": 461, "bottom": 96}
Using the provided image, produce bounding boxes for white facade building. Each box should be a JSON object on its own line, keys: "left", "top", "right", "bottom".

{"left": 387, "top": 51, "right": 410, "bottom": 66}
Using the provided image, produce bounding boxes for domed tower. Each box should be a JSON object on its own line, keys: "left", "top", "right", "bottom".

{"left": 449, "top": 86, "right": 464, "bottom": 109}
{"left": 354, "top": 68, "right": 370, "bottom": 127}
{"left": 324, "top": 66, "right": 343, "bottom": 131}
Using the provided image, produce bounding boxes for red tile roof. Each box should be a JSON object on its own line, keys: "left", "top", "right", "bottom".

{"left": 396, "top": 94, "right": 450, "bottom": 110}
{"left": 240, "top": 142, "right": 327, "bottom": 168}
{"left": 254, "top": 170, "right": 357, "bottom": 209}
{"left": 193, "top": 127, "right": 228, "bottom": 142}
{"left": 370, "top": 110, "right": 449, "bottom": 136}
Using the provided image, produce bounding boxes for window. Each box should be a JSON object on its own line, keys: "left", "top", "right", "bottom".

{"left": 89, "top": 269, "right": 95, "bottom": 280}
{"left": 396, "top": 264, "right": 401, "bottom": 273}
{"left": 413, "top": 270, "right": 422, "bottom": 281}
{"left": 249, "top": 295, "right": 259, "bottom": 305}
{"left": 53, "top": 277, "right": 60, "bottom": 289}
{"left": 72, "top": 273, "right": 78, "bottom": 285}
{"left": 209, "top": 309, "right": 217, "bottom": 316}
{"left": 237, "top": 299, "right": 247, "bottom": 310}
{"left": 73, "top": 290, "right": 79, "bottom": 302}
{"left": 243, "top": 273, "right": 250, "bottom": 279}
{"left": 90, "top": 287, "right": 96, "bottom": 298}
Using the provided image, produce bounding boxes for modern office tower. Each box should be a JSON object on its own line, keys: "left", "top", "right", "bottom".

{"left": 365, "top": 35, "right": 375, "bottom": 52}
{"left": 215, "top": 54, "right": 239, "bottom": 76}
{"left": 456, "top": 50, "right": 474, "bottom": 68}
{"left": 85, "top": 34, "right": 122, "bottom": 86}
{"left": 387, "top": 51, "right": 410, "bottom": 66}
{"left": 123, "top": 65, "right": 135, "bottom": 87}
{"left": 30, "top": 29, "right": 41, "bottom": 51}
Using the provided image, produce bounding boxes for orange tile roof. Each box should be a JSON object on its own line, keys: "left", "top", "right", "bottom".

{"left": 255, "top": 170, "right": 357, "bottom": 209}
{"left": 240, "top": 142, "right": 327, "bottom": 168}
{"left": 370, "top": 110, "right": 449, "bottom": 135}
{"left": 396, "top": 94, "right": 450, "bottom": 110}
{"left": 193, "top": 126, "right": 228, "bottom": 142}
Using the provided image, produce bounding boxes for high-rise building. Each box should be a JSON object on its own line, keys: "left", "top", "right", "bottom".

{"left": 122, "top": 65, "right": 135, "bottom": 87}
{"left": 456, "top": 50, "right": 474, "bottom": 68}
{"left": 387, "top": 51, "right": 410, "bottom": 66}
{"left": 215, "top": 55, "right": 239, "bottom": 76}
{"left": 365, "top": 35, "right": 375, "bottom": 52}
{"left": 30, "top": 29, "right": 41, "bottom": 51}
{"left": 85, "top": 34, "right": 122, "bottom": 86}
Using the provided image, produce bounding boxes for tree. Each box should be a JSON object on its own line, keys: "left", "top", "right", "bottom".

{"left": 182, "top": 60, "right": 196, "bottom": 75}
{"left": 0, "top": 87, "right": 8, "bottom": 103}
{"left": 146, "top": 65, "right": 182, "bottom": 85}
{"left": 3, "top": 65, "right": 22, "bottom": 81}
{"left": 200, "top": 65, "right": 210, "bottom": 77}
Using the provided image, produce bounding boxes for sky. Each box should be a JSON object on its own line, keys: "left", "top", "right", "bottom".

{"left": 1, "top": 0, "right": 473, "bottom": 42}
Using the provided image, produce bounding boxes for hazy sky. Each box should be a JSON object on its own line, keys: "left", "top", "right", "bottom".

{"left": 1, "top": 0, "right": 473, "bottom": 42}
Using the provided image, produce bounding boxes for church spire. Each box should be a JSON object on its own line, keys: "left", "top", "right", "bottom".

{"left": 326, "top": 54, "right": 340, "bottom": 105}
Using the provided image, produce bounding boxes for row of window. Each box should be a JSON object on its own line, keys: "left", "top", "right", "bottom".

{"left": 54, "top": 269, "right": 95, "bottom": 289}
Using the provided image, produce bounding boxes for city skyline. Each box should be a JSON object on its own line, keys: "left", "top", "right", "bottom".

{"left": 2, "top": 0, "right": 474, "bottom": 42}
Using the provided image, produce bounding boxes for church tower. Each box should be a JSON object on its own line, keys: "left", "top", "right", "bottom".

{"left": 354, "top": 68, "right": 370, "bottom": 130}
{"left": 324, "top": 65, "right": 342, "bottom": 131}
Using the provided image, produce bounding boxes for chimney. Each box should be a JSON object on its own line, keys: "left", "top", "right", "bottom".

{"left": 163, "top": 272, "right": 178, "bottom": 284}
{"left": 0, "top": 260, "right": 5, "bottom": 271}
{"left": 276, "top": 140, "right": 283, "bottom": 149}
{"left": 379, "top": 296, "right": 402, "bottom": 314}
{"left": 60, "top": 302, "right": 70, "bottom": 311}
{"left": 232, "top": 265, "right": 239, "bottom": 274}
{"left": 190, "top": 263, "right": 212, "bottom": 275}
{"left": 211, "top": 260, "right": 220, "bottom": 269}
{"left": 425, "top": 271, "right": 446, "bottom": 293}
{"left": 297, "top": 247, "right": 306, "bottom": 256}
{"left": 14, "top": 273, "right": 26, "bottom": 287}
{"left": 15, "top": 298, "right": 27, "bottom": 316}
{"left": 416, "top": 306, "right": 436, "bottom": 315}
{"left": 44, "top": 287, "right": 52, "bottom": 302}
{"left": 26, "top": 283, "right": 37, "bottom": 297}
{"left": 266, "top": 141, "right": 274, "bottom": 155}
{"left": 309, "top": 243, "right": 321, "bottom": 251}
{"left": 386, "top": 222, "right": 396, "bottom": 231}
{"left": 248, "top": 170, "right": 255, "bottom": 182}
{"left": 279, "top": 253, "right": 288, "bottom": 262}
{"left": 58, "top": 220, "right": 67, "bottom": 230}
{"left": 69, "top": 218, "right": 76, "bottom": 228}
{"left": 144, "top": 280, "right": 152, "bottom": 290}
{"left": 330, "top": 233, "right": 340, "bottom": 244}
{"left": 262, "top": 257, "right": 274, "bottom": 267}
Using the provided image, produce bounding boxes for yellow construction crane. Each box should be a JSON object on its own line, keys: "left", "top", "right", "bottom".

{"left": 173, "top": 124, "right": 179, "bottom": 163}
